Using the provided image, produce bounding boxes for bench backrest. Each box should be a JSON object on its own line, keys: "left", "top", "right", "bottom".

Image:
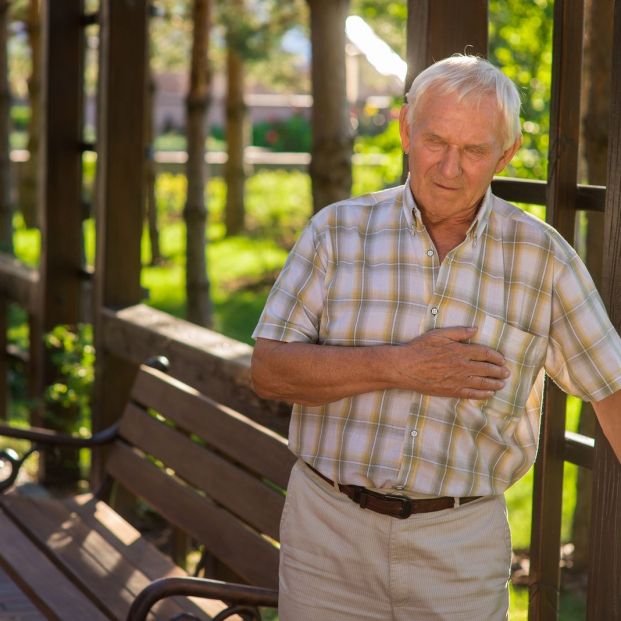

{"left": 104, "top": 365, "right": 295, "bottom": 590}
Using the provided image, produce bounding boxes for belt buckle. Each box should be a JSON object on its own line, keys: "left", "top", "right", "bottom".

{"left": 385, "top": 493, "right": 413, "bottom": 519}
{"left": 357, "top": 489, "right": 413, "bottom": 519}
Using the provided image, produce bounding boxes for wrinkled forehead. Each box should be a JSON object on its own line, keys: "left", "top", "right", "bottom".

{"left": 413, "top": 86, "right": 505, "bottom": 141}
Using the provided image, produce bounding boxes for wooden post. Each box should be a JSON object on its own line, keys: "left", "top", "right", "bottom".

{"left": 39, "top": 0, "right": 84, "bottom": 330}
{"left": 307, "top": 0, "right": 352, "bottom": 213}
{"left": 405, "top": 0, "right": 488, "bottom": 92}
{"left": 587, "top": 1, "right": 621, "bottom": 617}
{"left": 35, "top": 0, "right": 85, "bottom": 483}
{"left": 92, "top": 0, "right": 148, "bottom": 485}
{"left": 528, "top": 1, "right": 584, "bottom": 619}
{"left": 0, "top": 302, "right": 6, "bottom": 420}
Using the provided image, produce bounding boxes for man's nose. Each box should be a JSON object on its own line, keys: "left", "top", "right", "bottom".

{"left": 438, "top": 146, "right": 462, "bottom": 178}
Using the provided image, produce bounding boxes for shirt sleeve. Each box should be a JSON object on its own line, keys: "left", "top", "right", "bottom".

{"left": 252, "top": 219, "right": 329, "bottom": 344}
{"left": 544, "top": 249, "right": 621, "bottom": 402}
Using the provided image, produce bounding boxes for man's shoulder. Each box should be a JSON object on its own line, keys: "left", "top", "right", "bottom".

{"left": 311, "top": 184, "right": 405, "bottom": 228}
{"left": 489, "top": 193, "right": 576, "bottom": 259}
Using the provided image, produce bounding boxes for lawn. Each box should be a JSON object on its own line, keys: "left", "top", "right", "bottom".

{"left": 9, "top": 168, "right": 587, "bottom": 619}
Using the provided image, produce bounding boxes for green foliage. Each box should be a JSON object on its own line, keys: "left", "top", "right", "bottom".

{"left": 149, "top": 1, "right": 193, "bottom": 73}
{"left": 244, "top": 170, "right": 311, "bottom": 243}
{"left": 151, "top": 170, "right": 312, "bottom": 246}
{"left": 10, "top": 104, "right": 29, "bottom": 131}
{"left": 252, "top": 114, "right": 311, "bottom": 152}
{"left": 153, "top": 131, "right": 226, "bottom": 152}
{"left": 489, "top": 0, "right": 553, "bottom": 180}
{"left": 218, "top": 0, "right": 306, "bottom": 61}
{"left": 43, "top": 325, "right": 94, "bottom": 430}
{"left": 132, "top": 170, "right": 308, "bottom": 338}
{"left": 354, "top": 117, "right": 403, "bottom": 190}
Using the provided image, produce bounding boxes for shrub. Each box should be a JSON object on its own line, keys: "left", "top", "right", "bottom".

{"left": 252, "top": 114, "right": 312, "bottom": 152}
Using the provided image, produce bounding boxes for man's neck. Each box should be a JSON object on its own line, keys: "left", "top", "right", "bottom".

{"left": 419, "top": 206, "right": 479, "bottom": 263}
{"left": 424, "top": 220, "right": 472, "bottom": 263}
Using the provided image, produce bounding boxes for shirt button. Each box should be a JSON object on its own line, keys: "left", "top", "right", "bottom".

{"left": 410, "top": 430, "right": 418, "bottom": 438}
{"left": 430, "top": 307, "right": 438, "bottom": 315}
{"left": 426, "top": 249, "right": 434, "bottom": 257}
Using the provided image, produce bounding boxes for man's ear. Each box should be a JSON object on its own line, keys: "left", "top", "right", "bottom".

{"left": 495, "top": 136, "right": 522, "bottom": 174}
{"left": 399, "top": 105, "right": 411, "bottom": 153}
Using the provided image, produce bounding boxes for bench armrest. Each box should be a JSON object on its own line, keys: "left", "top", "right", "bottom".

{"left": 0, "top": 422, "right": 120, "bottom": 493}
{"left": 0, "top": 421, "right": 120, "bottom": 448}
{"left": 127, "top": 576, "right": 278, "bottom": 621}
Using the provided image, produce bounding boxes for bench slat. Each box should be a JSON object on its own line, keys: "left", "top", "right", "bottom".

{"left": 130, "top": 367, "right": 296, "bottom": 489}
{"left": 120, "top": 403, "right": 285, "bottom": 540}
{"left": 0, "top": 507, "right": 110, "bottom": 621}
{"left": 0, "top": 495, "right": 210, "bottom": 620}
{"left": 106, "top": 441, "right": 280, "bottom": 589}
{"left": 64, "top": 494, "right": 230, "bottom": 618}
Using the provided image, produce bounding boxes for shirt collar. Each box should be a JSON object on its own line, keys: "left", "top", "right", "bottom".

{"left": 401, "top": 175, "right": 492, "bottom": 241}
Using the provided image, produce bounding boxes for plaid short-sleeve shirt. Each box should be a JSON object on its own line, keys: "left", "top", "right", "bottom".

{"left": 252, "top": 182, "right": 621, "bottom": 497}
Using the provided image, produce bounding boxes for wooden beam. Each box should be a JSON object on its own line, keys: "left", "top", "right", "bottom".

{"left": 100, "top": 304, "right": 290, "bottom": 436}
{"left": 529, "top": 1, "right": 585, "bottom": 619}
{"left": 587, "top": 0, "right": 621, "bottom": 617}
{"left": 0, "top": 255, "right": 38, "bottom": 313}
{"left": 491, "top": 178, "right": 606, "bottom": 213}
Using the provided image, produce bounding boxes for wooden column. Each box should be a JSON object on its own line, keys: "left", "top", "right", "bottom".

{"left": 587, "top": 1, "right": 621, "bottom": 617}
{"left": 405, "top": 0, "right": 488, "bottom": 91}
{"left": 92, "top": 0, "right": 148, "bottom": 483}
{"left": 307, "top": 0, "right": 352, "bottom": 213}
{"left": 34, "top": 0, "right": 84, "bottom": 440}
{"left": 528, "top": 1, "right": 584, "bottom": 619}
{"left": 39, "top": 0, "right": 84, "bottom": 330}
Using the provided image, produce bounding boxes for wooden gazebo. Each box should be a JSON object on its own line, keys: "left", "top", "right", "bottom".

{"left": 0, "top": 1, "right": 619, "bottom": 619}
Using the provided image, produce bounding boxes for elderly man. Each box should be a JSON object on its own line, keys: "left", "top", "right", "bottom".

{"left": 251, "top": 55, "right": 621, "bottom": 620}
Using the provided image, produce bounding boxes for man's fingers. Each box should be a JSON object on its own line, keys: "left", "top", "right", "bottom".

{"left": 471, "top": 361, "right": 511, "bottom": 380}
{"left": 432, "top": 326, "right": 478, "bottom": 342}
{"left": 428, "top": 326, "right": 507, "bottom": 367}
{"left": 476, "top": 375, "right": 506, "bottom": 391}
{"left": 458, "top": 388, "right": 496, "bottom": 400}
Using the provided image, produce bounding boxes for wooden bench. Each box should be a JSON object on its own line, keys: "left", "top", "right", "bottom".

{"left": 0, "top": 362, "right": 295, "bottom": 620}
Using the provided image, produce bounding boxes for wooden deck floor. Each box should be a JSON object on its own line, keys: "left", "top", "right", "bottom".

{"left": 0, "top": 565, "right": 45, "bottom": 621}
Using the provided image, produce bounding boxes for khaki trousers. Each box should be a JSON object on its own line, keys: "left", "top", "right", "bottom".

{"left": 278, "top": 460, "right": 511, "bottom": 621}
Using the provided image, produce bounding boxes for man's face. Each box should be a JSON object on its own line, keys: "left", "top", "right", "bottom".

{"left": 399, "top": 88, "right": 520, "bottom": 223}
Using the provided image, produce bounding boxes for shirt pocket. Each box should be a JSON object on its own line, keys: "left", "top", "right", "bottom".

{"left": 475, "top": 314, "right": 547, "bottom": 420}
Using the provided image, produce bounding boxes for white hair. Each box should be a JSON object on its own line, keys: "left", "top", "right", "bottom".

{"left": 405, "top": 55, "right": 522, "bottom": 149}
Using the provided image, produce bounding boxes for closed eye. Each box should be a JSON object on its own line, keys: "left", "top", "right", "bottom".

{"left": 425, "top": 136, "right": 446, "bottom": 150}
{"left": 464, "top": 145, "right": 490, "bottom": 157}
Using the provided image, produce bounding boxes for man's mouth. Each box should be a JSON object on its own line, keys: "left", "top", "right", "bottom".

{"left": 433, "top": 182, "right": 461, "bottom": 191}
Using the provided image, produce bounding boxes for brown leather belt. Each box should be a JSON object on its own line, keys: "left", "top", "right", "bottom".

{"left": 306, "top": 463, "right": 481, "bottom": 519}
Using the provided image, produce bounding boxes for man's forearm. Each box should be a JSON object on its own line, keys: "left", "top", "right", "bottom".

{"left": 251, "top": 330, "right": 509, "bottom": 406}
{"left": 251, "top": 339, "right": 394, "bottom": 405}
{"left": 592, "top": 390, "right": 621, "bottom": 464}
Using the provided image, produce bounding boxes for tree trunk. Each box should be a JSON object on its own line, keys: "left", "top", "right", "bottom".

{"left": 307, "top": 0, "right": 352, "bottom": 213}
{"left": 572, "top": 0, "right": 613, "bottom": 574}
{"left": 0, "top": 0, "right": 13, "bottom": 253}
{"left": 145, "top": 74, "right": 161, "bottom": 265}
{"left": 19, "top": 0, "right": 41, "bottom": 229}
{"left": 224, "top": 18, "right": 247, "bottom": 237}
{"left": 184, "top": 0, "right": 211, "bottom": 327}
